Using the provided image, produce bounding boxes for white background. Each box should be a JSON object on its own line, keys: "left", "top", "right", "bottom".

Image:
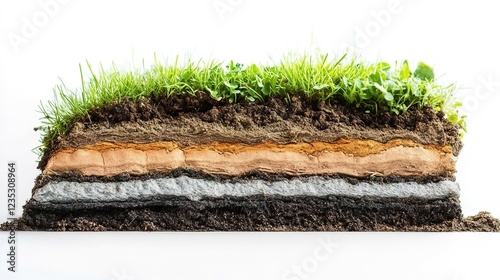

{"left": 0, "top": 0, "right": 499, "bottom": 279}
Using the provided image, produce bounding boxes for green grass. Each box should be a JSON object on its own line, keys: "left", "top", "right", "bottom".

{"left": 36, "top": 53, "right": 466, "bottom": 155}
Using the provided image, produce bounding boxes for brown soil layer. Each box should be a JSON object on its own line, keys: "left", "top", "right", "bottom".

{"left": 1, "top": 195, "right": 464, "bottom": 231}
{"left": 38, "top": 94, "right": 462, "bottom": 169}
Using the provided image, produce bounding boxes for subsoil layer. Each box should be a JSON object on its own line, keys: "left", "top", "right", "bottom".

{"left": 39, "top": 94, "right": 462, "bottom": 169}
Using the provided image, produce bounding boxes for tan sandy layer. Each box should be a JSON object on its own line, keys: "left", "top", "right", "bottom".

{"left": 43, "top": 139, "right": 455, "bottom": 177}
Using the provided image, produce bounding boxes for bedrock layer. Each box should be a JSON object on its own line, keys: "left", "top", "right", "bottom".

{"left": 32, "top": 176, "right": 460, "bottom": 203}
{"left": 20, "top": 195, "right": 461, "bottom": 230}
{"left": 44, "top": 140, "right": 455, "bottom": 177}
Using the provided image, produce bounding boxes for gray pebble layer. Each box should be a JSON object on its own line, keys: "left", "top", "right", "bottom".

{"left": 33, "top": 176, "right": 460, "bottom": 203}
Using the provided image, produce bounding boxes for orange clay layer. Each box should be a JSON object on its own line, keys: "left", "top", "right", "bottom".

{"left": 43, "top": 139, "right": 455, "bottom": 177}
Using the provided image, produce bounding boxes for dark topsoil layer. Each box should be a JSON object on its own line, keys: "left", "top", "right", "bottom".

{"left": 39, "top": 93, "right": 462, "bottom": 169}
{"left": 1, "top": 195, "right": 485, "bottom": 232}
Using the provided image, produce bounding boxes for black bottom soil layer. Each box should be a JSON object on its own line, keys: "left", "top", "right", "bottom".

{"left": 5, "top": 195, "right": 461, "bottom": 231}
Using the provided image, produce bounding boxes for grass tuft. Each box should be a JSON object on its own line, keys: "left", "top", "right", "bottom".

{"left": 36, "top": 53, "right": 465, "bottom": 156}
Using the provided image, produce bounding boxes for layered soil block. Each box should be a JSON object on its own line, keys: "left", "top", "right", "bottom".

{"left": 2, "top": 54, "right": 499, "bottom": 231}
{"left": 3, "top": 94, "right": 487, "bottom": 231}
